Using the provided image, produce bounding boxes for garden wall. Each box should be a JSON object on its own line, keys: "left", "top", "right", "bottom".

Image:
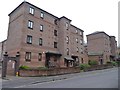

{"left": 19, "top": 67, "right": 80, "bottom": 77}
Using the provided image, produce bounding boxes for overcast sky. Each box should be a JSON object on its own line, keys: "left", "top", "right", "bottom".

{"left": 0, "top": 0, "right": 119, "bottom": 45}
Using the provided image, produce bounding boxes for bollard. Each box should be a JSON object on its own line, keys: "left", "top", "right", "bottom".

{"left": 16, "top": 72, "right": 19, "bottom": 76}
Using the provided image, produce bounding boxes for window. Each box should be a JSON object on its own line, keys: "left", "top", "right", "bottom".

{"left": 54, "top": 42, "right": 57, "bottom": 48}
{"left": 29, "top": 7, "right": 34, "bottom": 15}
{"left": 81, "top": 58, "right": 84, "bottom": 63}
{"left": 66, "top": 23, "right": 69, "bottom": 30}
{"left": 76, "top": 58, "right": 79, "bottom": 62}
{"left": 25, "top": 52, "right": 31, "bottom": 61}
{"left": 54, "top": 19, "right": 57, "bottom": 25}
{"left": 76, "top": 29, "right": 78, "bottom": 34}
{"left": 80, "top": 48, "right": 83, "bottom": 54}
{"left": 27, "top": 35, "right": 32, "bottom": 44}
{"left": 66, "top": 36, "right": 69, "bottom": 44}
{"left": 67, "top": 48, "right": 69, "bottom": 55}
{"left": 54, "top": 30, "right": 57, "bottom": 36}
{"left": 40, "top": 12, "right": 44, "bottom": 19}
{"left": 77, "top": 47, "right": 79, "bottom": 52}
{"left": 39, "top": 38, "right": 43, "bottom": 46}
{"left": 40, "top": 25, "right": 43, "bottom": 31}
{"left": 76, "top": 38, "right": 78, "bottom": 43}
{"left": 80, "top": 39, "right": 83, "bottom": 45}
{"left": 38, "top": 53, "right": 42, "bottom": 61}
{"left": 28, "top": 20, "right": 33, "bottom": 29}
{"left": 80, "top": 31, "right": 82, "bottom": 35}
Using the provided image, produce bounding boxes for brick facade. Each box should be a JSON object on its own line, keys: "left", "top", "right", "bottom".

{"left": 5, "top": 1, "right": 86, "bottom": 68}
{"left": 87, "top": 31, "right": 117, "bottom": 64}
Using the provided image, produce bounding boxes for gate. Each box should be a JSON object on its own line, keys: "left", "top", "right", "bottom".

{"left": 2, "top": 52, "right": 20, "bottom": 78}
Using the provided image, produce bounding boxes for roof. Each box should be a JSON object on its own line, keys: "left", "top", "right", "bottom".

{"left": 46, "top": 51, "right": 62, "bottom": 56}
{"left": 64, "top": 57, "right": 74, "bottom": 61}
{"left": 0, "top": 39, "right": 7, "bottom": 43}
{"left": 59, "top": 16, "right": 72, "bottom": 21}
{"left": 71, "top": 24, "right": 84, "bottom": 32}
{"left": 86, "top": 31, "right": 109, "bottom": 37}
{"left": 8, "top": 1, "right": 59, "bottom": 19}
{"left": 8, "top": 1, "right": 84, "bottom": 33}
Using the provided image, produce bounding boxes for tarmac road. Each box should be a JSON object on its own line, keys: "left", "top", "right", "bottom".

{"left": 2, "top": 67, "right": 118, "bottom": 88}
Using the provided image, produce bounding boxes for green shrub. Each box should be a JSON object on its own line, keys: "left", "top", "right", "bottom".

{"left": 106, "top": 61, "right": 118, "bottom": 66}
{"left": 116, "top": 61, "right": 120, "bottom": 66}
{"left": 19, "top": 65, "right": 30, "bottom": 70}
{"left": 88, "top": 60, "right": 98, "bottom": 66}
{"left": 111, "top": 61, "right": 118, "bottom": 66}
{"left": 79, "top": 64, "right": 91, "bottom": 70}
{"left": 38, "top": 67, "right": 48, "bottom": 70}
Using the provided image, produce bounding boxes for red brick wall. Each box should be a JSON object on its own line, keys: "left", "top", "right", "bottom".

{"left": 19, "top": 67, "right": 80, "bottom": 77}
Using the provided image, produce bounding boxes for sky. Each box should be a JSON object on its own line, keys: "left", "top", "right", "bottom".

{"left": 0, "top": 0, "right": 119, "bottom": 45}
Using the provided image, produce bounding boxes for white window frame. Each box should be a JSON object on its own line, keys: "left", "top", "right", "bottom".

{"left": 29, "top": 7, "right": 34, "bottom": 15}
{"left": 40, "top": 25, "right": 43, "bottom": 31}
{"left": 28, "top": 20, "right": 33, "bottom": 29}
{"left": 27, "top": 35, "right": 32, "bottom": 44}
{"left": 66, "top": 36, "right": 69, "bottom": 44}
{"left": 25, "top": 52, "right": 31, "bottom": 61}
{"left": 80, "top": 39, "right": 83, "bottom": 44}
{"left": 80, "top": 31, "right": 82, "bottom": 35}
{"left": 77, "top": 47, "right": 79, "bottom": 52}
{"left": 67, "top": 48, "right": 69, "bottom": 55}
{"left": 76, "top": 29, "right": 78, "bottom": 34}
{"left": 39, "top": 38, "right": 43, "bottom": 46}
{"left": 40, "top": 12, "right": 44, "bottom": 18}
{"left": 66, "top": 23, "right": 69, "bottom": 30}
{"left": 76, "top": 38, "right": 78, "bottom": 43}
{"left": 80, "top": 48, "right": 83, "bottom": 54}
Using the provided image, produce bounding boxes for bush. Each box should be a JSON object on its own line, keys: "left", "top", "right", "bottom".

{"left": 19, "top": 65, "right": 30, "bottom": 70}
{"left": 88, "top": 60, "right": 98, "bottom": 66}
{"left": 116, "top": 61, "right": 120, "bottom": 67}
{"left": 106, "top": 61, "right": 118, "bottom": 66}
{"left": 38, "top": 67, "right": 48, "bottom": 70}
{"left": 79, "top": 64, "right": 91, "bottom": 70}
{"left": 111, "top": 61, "right": 118, "bottom": 66}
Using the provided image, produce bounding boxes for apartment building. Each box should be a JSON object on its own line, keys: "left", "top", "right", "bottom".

{"left": 109, "top": 36, "right": 117, "bottom": 60}
{"left": 116, "top": 47, "right": 120, "bottom": 59}
{"left": 5, "top": 1, "right": 85, "bottom": 68}
{"left": 87, "top": 31, "right": 117, "bottom": 64}
{"left": 0, "top": 40, "right": 6, "bottom": 61}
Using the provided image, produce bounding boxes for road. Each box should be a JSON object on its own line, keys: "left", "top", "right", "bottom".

{"left": 2, "top": 68, "right": 119, "bottom": 88}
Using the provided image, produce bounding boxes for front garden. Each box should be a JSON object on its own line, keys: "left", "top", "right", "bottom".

{"left": 79, "top": 60, "right": 118, "bottom": 72}
{"left": 18, "top": 60, "right": 118, "bottom": 77}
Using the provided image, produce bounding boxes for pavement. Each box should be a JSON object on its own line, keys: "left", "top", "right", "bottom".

{"left": 2, "top": 67, "right": 119, "bottom": 88}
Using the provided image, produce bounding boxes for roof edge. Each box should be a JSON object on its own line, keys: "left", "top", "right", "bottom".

{"left": 71, "top": 24, "right": 84, "bottom": 32}
{"left": 8, "top": 1, "right": 59, "bottom": 19}
{"left": 86, "top": 31, "right": 109, "bottom": 37}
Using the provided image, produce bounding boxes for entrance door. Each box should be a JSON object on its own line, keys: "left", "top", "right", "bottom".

{"left": 100, "top": 59, "right": 103, "bottom": 65}
{"left": 6, "top": 60, "right": 15, "bottom": 76}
